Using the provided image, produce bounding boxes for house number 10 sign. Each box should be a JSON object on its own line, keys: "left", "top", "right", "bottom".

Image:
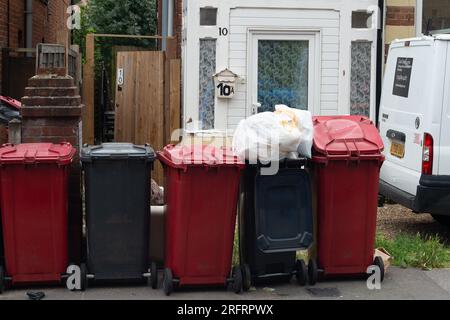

{"left": 217, "top": 83, "right": 234, "bottom": 97}
{"left": 214, "top": 69, "right": 239, "bottom": 99}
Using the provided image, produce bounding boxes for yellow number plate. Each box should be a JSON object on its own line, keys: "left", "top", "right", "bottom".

{"left": 390, "top": 141, "right": 405, "bottom": 159}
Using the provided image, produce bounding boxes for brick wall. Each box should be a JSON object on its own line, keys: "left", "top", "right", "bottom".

{"left": 46, "top": 0, "right": 72, "bottom": 45}
{"left": 2, "top": 0, "right": 25, "bottom": 49}
{"left": 0, "top": 2, "right": 7, "bottom": 48}
{"left": 174, "top": 0, "right": 182, "bottom": 59}
{"left": 0, "top": 0, "right": 71, "bottom": 94}
{"left": 386, "top": 6, "right": 415, "bottom": 26}
{"left": 21, "top": 75, "right": 83, "bottom": 263}
{"left": 0, "top": 1, "right": 7, "bottom": 91}
{"left": 385, "top": 4, "right": 416, "bottom": 60}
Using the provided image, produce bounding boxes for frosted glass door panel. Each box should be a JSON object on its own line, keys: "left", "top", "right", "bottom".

{"left": 257, "top": 40, "right": 309, "bottom": 112}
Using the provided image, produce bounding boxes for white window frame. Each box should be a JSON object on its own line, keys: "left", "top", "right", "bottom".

{"left": 417, "top": 0, "right": 450, "bottom": 35}
{"left": 247, "top": 29, "right": 321, "bottom": 117}
{"left": 416, "top": 0, "right": 423, "bottom": 36}
{"left": 347, "top": 2, "right": 379, "bottom": 121}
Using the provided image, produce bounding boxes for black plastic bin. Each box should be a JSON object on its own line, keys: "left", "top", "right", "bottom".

{"left": 239, "top": 159, "right": 316, "bottom": 289}
{"left": 80, "top": 143, "right": 157, "bottom": 290}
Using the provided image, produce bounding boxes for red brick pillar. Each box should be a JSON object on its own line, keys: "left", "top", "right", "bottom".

{"left": 21, "top": 75, "right": 83, "bottom": 264}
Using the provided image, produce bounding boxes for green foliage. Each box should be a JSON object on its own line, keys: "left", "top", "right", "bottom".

{"left": 376, "top": 233, "right": 450, "bottom": 270}
{"left": 87, "top": 0, "right": 157, "bottom": 39}
{"left": 73, "top": 0, "right": 157, "bottom": 68}
{"left": 72, "top": 5, "right": 96, "bottom": 63}
{"left": 233, "top": 226, "right": 239, "bottom": 267}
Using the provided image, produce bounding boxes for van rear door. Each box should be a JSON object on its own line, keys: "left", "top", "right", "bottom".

{"left": 379, "top": 39, "right": 443, "bottom": 193}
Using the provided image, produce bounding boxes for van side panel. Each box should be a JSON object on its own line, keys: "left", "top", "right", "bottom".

{"left": 379, "top": 40, "right": 446, "bottom": 195}
{"left": 439, "top": 42, "right": 450, "bottom": 176}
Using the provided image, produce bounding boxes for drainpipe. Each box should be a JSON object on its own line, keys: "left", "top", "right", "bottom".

{"left": 161, "top": 0, "right": 168, "bottom": 50}
{"left": 168, "top": 0, "right": 174, "bottom": 38}
{"left": 162, "top": 0, "right": 174, "bottom": 51}
{"left": 25, "top": 0, "right": 33, "bottom": 56}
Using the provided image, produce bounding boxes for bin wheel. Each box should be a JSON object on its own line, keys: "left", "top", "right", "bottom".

{"left": 231, "top": 266, "right": 243, "bottom": 294}
{"left": 80, "top": 263, "right": 88, "bottom": 291}
{"left": 296, "top": 260, "right": 308, "bottom": 286}
{"left": 241, "top": 264, "right": 252, "bottom": 292}
{"left": 373, "top": 256, "right": 385, "bottom": 283}
{"left": 150, "top": 262, "right": 158, "bottom": 289}
{"left": 308, "top": 259, "right": 318, "bottom": 286}
{"left": 0, "top": 265, "right": 5, "bottom": 294}
{"left": 163, "top": 268, "right": 174, "bottom": 296}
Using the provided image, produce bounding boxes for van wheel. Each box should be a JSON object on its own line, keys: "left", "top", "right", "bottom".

{"left": 432, "top": 215, "right": 450, "bottom": 227}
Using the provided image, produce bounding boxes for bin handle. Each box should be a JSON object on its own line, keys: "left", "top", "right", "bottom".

{"left": 323, "top": 136, "right": 381, "bottom": 159}
{"left": 312, "top": 154, "right": 383, "bottom": 166}
{"left": 157, "top": 151, "right": 188, "bottom": 172}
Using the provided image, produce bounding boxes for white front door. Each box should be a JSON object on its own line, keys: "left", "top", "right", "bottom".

{"left": 248, "top": 31, "right": 319, "bottom": 115}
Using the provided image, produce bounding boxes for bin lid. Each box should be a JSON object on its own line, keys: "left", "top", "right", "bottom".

{"left": 158, "top": 144, "right": 244, "bottom": 169}
{"left": 0, "top": 96, "right": 21, "bottom": 110}
{"left": 81, "top": 143, "right": 155, "bottom": 161}
{"left": 0, "top": 143, "right": 76, "bottom": 165}
{"left": 313, "top": 116, "right": 384, "bottom": 158}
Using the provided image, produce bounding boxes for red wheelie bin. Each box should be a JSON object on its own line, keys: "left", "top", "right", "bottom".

{"left": 0, "top": 143, "right": 76, "bottom": 293}
{"left": 158, "top": 145, "right": 244, "bottom": 296}
{"left": 311, "top": 116, "right": 385, "bottom": 282}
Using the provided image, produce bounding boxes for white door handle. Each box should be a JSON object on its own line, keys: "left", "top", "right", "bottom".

{"left": 252, "top": 102, "right": 261, "bottom": 115}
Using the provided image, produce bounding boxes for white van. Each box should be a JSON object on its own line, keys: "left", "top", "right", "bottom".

{"left": 379, "top": 35, "right": 450, "bottom": 226}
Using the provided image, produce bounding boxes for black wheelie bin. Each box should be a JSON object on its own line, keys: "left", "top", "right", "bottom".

{"left": 79, "top": 143, "right": 157, "bottom": 290}
{"left": 239, "top": 159, "right": 317, "bottom": 290}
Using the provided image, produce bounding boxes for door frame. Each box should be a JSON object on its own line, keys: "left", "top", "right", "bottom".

{"left": 247, "top": 28, "right": 321, "bottom": 116}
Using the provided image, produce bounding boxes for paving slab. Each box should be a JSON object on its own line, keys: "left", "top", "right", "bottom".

{"left": 1, "top": 267, "right": 449, "bottom": 300}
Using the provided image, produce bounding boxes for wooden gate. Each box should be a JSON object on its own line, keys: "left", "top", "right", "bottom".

{"left": 114, "top": 51, "right": 167, "bottom": 184}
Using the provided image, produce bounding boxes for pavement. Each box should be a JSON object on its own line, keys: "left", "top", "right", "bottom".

{"left": 1, "top": 267, "right": 450, "bottom": 300}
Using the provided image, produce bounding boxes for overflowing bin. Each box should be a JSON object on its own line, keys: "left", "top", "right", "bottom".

{"left": 0, "top": 143, "right": 76, "bottom": 293}
{"left": 158, "top": 145, "right": 244, "bottom": 296}
{"left": 311, "top": 116, "right": 385, "bottom": 280}
{"left": 239, "top": 159, "right": 316, "bottom": 289}
{"left": 80, "top": 143, "right": 157, "bottom": 289}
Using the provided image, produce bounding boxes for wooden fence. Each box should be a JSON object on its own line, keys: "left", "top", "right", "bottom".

{"left": 82, "top": 34, "right": 181, "bottom": 184}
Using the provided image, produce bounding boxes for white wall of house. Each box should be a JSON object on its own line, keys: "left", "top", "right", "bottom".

{"left": 183, "top": 0, "right": 380, "bottom": 132}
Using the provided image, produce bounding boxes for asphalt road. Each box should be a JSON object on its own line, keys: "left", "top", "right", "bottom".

{"left": 1, "top": 267, "right": 449, "bottom": 300}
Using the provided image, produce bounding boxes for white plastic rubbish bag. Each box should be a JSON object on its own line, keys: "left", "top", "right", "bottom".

{"left": 232, "top": 105, "right": 313, "bottom": 162}
{"left": 275, "top": 105, "right": 314, "bottom": 159}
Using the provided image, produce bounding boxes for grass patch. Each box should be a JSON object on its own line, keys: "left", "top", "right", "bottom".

{"left": 233, "top": 227, "right": 239, "bottom": 267}
{"left": 376, "top": 232, "right": 450, "bottom": 270}
{"left": 233, "top": 228, "right": 450, "bottom": 270}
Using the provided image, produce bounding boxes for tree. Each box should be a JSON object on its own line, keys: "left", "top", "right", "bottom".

{"left": 73, "top": 0, "right": 158, "bottom": 63}
{"left": 87, "top": 0, "right": 157, "bottom": 38}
